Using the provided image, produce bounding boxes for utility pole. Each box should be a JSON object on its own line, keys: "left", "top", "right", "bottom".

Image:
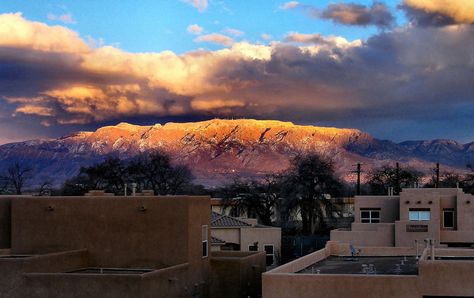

{"left": 435, "top": 163, "right": 440, "bottom": 188}
{"left": 353, "top": 163, "right": 362, "bottom": 196}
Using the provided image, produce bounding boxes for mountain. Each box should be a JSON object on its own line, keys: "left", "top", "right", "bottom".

{"left": 0, "top": 119, "right": 472, "bottom": 187}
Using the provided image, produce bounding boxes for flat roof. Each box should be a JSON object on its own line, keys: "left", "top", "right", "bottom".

{"left": 66, "top": 267, "right": 154, "bottom": 275}
{"left": 0, "top": 255, "right": 33, "bottom": 259}
{"left": 297, "top": 256, "right": 419, "bottom": 275}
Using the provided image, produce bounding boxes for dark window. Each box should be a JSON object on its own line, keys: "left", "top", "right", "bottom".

{"left": 360, "top": 209, "right": 381, "bottom": 223}
{"left": 248, "top": 244, "right": 258, "bottom": 251}
{"left": 264, "top": 245, "right": 275, "bottom": 266}
{"left": 202, "top": 225, "right": 208, "bottom": 258}
{"left": 443, "top": 209, "right": 455, "bottom": 228}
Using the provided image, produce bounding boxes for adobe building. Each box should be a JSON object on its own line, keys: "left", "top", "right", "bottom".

{"left": 0, "top": 194, "right": 266, "bottom": 298}
{"left": 331, "top": 188, "right": 474, "bottom": 247}
{"left": 210, "top": 212, "right": 281, "bottom": 267}
{"left": 263, "top": 240, "right": 474, "bottom": 298}
{"left": 263, "top": 188, "right": 474, "bottom": 298}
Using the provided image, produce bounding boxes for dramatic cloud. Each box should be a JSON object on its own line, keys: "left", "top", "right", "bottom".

{"left": 194, "top": 33, "right": 234, "bottom": 46}
{"left": 1, "top": 12, "right": 474, "bottom": 142}
{"left": 0, "top": 13, "right": 88, "bottom": 53}
{"left": 401, "top": 0, "right": 474, "bottom": 26}
{"left": 47, "top": 13, "right": 76, "bottom": 24}
{"left": 187, "top": 24, "right": 204, "bottom": 35}
{"left": 320, "top": 2, "right": 394, "bottom": 28}
{"left": 183, "top": 0, "right": 208, "bottom": 12}
{"left": 284, "top": 2, "right": 394, "bottom": 28}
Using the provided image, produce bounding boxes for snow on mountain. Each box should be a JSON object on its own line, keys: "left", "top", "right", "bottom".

{"left": 0, "top": 119, "right": 471, "bottom": 187}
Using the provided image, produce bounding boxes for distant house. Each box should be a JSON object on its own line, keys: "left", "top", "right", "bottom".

{"left": 331, "top": 188, "right": 474, "bottom": 247}
{"left": 211, "top": 211, "right": 281, "bottom": 266}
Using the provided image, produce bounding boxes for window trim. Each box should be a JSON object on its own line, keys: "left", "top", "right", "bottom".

{"left": 360, "top": 208, "right": 381, "bottom": 223}
{"left": 442, "top": 209, "right": 455, "bottom": 229}
{"left": 202, "top": 225, "right": 208, "bottom": 258}
{"left": 409, "top": 209, "right": 431, "bottom": 221}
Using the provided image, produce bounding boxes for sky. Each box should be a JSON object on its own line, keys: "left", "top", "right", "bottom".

{"left": 0, "top": 0, "right": 473, "bottom": 144}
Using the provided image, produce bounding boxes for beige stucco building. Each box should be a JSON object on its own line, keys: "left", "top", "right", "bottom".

{"left": 263, "top": 188, "right": 474, "bottom": 298}
{"left": 211, "top": 212, "right": 281, "bottom": 267}
{"left": 331, "top": 188, "right": 474, "bottom": 247}
{"left": 0, "top": 194, "right": 266, "bottom": 298}
{"left": 263, "top": 240, "right": 474, "bottom": 298}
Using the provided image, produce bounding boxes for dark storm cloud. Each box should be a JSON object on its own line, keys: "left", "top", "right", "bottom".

{"left": 284, "top": 2, "right": 395, "bottom": 29}
{"left": 320, "top": 2, "right": 395, "bottom": 28}
{"left": 400, "top": 5, "right": 458, "bottom": 26}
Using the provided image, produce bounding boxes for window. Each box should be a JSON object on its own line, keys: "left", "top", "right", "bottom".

{"left": 248, "top": 244, "right": 258, "bottom": 251}
{"left": 409, "top": 209, "right": 430, "bottom": 221}
{"left": 360, "top": 208, "right": 380, "bottom": 223}
{"left": 202, "top": 225, "right": 208, "bottom": 258}
{"left": 264, "top": 244, "right": 275, "bottom": 266}
{"left": 443, "top": 209, "right": 455, "bottom": 228}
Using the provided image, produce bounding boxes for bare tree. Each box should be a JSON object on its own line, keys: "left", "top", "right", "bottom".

{"left": 221, "top": 174, "right": 283, "bottom": 226}
{"left": 2, "top": 162, "right": 33, "bottom": 195}
{"left": 128, "top": 151, "right": 193, "bottom": 195}
{"left": 282, "top": 154, "right": 343, "bottom": 234}
{"left": 61, "top": 152, "right": 194, "bottom": 196}
{"left": 366, "top": 164, "right": 422, "bottom": 195}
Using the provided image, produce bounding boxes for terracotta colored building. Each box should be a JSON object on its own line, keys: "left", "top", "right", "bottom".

{"left": 0, "top": 194, "right": 266, "bottom": 298}
{"left": 263, "top": 240, "right": 474, "bottom": 298}
{"left": 263, "top": 188, "right": 474, "bottom": 298}
{"left": 331, "top": 188, "right": 474, "bottom": 247}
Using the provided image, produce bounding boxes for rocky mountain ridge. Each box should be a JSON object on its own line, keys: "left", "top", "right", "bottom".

{"left": 0, "top": 119, "right": 472, "bottom": 187}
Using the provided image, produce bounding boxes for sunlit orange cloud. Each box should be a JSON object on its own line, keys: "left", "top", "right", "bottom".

{"left": 0, "top": 12, "right": 89, "bottom": 53}
{"left": 4, "top": 13, "right": 344, "bottom": 125}
{"left": 403, "top": 0, "right": 474, "bottom": 23}
{"left": 191, "top": 98, "right": 245, "bottom": 111}
{"left": 14, "top": 105, "right": 55, "bottom": 117}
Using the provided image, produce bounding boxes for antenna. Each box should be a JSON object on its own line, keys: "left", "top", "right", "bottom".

{"left": 395, "top": 162, "right": 400, "bottom": 194}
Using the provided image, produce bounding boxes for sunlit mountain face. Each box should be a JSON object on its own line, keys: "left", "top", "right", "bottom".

{"left": 0, "top": 119, "right": 471, "bottom": 187}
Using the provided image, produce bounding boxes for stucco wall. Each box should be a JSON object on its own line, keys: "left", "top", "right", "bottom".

{"left": 263, "top": 274, "right": 419, "bottom": 298}
{"left": 11, "top": 196, "right": 209, "bottom": 269}
{"left": 419, "top": 259, "right": 474, "bottom": 297}
{"left": 0, "top": 249, "right": 89, "bottom": 297}
{"left": 354, "top": 196, "right": 399, "bottom": 223}
{"left": 0, "top": 197, "right": 11, "bottom": 249}
{"left": 343, "top": 189, "right": 474, "bottom": 247}
{"left": 212, "top": 228, "right": 240, "bottom": 245}
{"left": 210, "top": 251, "right": 266, "bottom": 298}
{"left": 457, "top": 191, "right": 474, "bottom": 232}
{"left": 240, "top": 227, "right": 281, "bottom": 262}
{"left": 2, "top": 195, "right": 213, "bottom": 298}
{"left": 22, "top": 262, "right": 199, "bottom": 298}
{"left": 331, "top": 223, "right": 395, "bottom": 247}
{"left": 263, "top": 241, "right": 474, "bottom": 298}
